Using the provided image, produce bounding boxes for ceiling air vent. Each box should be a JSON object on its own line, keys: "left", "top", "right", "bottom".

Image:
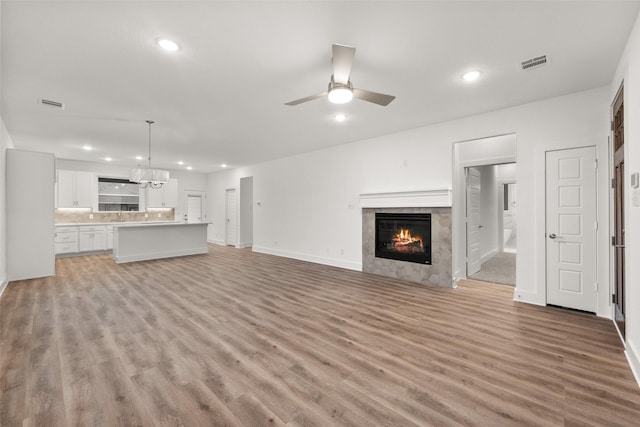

{"left": 520, "top": 55, "right": 548, "bottom": 71}
{"left": 38, "top": 98, "right": 65, "bottom": 110}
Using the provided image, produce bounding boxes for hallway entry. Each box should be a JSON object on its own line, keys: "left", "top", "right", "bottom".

{"left": 466, "top": 163, "right": 517, "bottom": 286}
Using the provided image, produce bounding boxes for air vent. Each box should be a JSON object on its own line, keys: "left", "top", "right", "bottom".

{"left": 38, "top": 98, "right": 65, "bottom": 109}
{"left": 520, "top": 55, "right": 548, "bottom": 71}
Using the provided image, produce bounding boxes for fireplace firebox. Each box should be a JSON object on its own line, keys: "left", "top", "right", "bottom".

{"left": 375, "top": 213, "right": 431, "bottom": 264}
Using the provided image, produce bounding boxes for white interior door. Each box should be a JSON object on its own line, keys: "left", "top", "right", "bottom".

{"left": 225, "top": 188, "right": 237, "bottom": 246}
{"left": 466, "top": 167, "right": 482, "bottom": 276}
{"left": 186, "top": 195, "right": 202, "bottom": 223}
{"left": 546, "top": 147, "right": 597, "bottom": 312}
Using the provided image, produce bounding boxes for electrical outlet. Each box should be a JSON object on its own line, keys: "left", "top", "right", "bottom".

{"left": 144, "top": 213, "right": 148, "bottom": 218}
{"left": 157, "top": 213, "right": 162, "bottom": 217}
{"left": 89, "top": 214, "right": 93, "bottom": 219}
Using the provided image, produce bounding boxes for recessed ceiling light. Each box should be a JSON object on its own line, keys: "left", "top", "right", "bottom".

{"left": 177, "top": 161, "right": 184, "bottom": 165}
{"left": 221, "top": 164, "right": 228, "bottom": 168}
{"left": 82, "top": 145, "right": 92, "bottom": 151}
{"left": 186, "top": 166, "right": 193, "bottom": 170}
{"left": 157, "top": 38, "right": 180, "bottom": 52}
{"left": 335, "top": 113, "right": 346, "bottom": 122}
{"left": 105, "top": 157, "right": 112, "bottom": 162}
{"left": 135, "top": 156, "right": 144, "bottom": 161}
{"left": 462, "top": 70, "right": 481, "bottom": 81}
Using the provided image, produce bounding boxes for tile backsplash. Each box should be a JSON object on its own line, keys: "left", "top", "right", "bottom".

{"left": 55, "top": 209, "right": 175, "bottom": 224}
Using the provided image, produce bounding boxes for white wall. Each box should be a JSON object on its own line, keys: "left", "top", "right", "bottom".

{"left": 497, "top": 163, "right": 517, "bottom": 182}
{"left": 611, "top": 11, "right": 640, "bottom": 381}
{"left": 239, "top": 176, "right": 253, "bottom": 248}
{"left": 55, "top": 159, "right": 208, "bottom": 221}
{"left": 0, "top": 119, "right": 15, "bottom": 295}
{"left": 0, "top": 0, "right": 8, "bottom": 296}
{"left": 208, "top": 87, "right": 611, "bottom": 313}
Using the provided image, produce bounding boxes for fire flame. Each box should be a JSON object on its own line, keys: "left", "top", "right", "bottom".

{"left": 393, "top": 228, "right": 423, "bottom": 249}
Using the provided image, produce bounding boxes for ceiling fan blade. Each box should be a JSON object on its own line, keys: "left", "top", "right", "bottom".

{"left": 284, "top": 92, "right": 328, "bottom": 106}
{"left": 332, "top": 44, "right": 356, "bottom": 85}
{"left": 352, "top": 88, "right": 396, "bottom": 106}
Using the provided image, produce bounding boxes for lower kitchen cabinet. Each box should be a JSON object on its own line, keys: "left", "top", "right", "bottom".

{"left": 56, "top": 225, "right": 108, "bottom": 255}
{"left": 55, "top": 226, "right": 79, "bottom": 254}
{"left": 78, "top": 226, "right": 106, "bottom": 251}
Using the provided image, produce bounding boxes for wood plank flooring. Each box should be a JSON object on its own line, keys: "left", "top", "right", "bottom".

{"left": 1, "top": 244, "right": 639, "bottom": 426}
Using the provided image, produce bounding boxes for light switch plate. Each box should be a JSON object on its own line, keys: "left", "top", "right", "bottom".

{"left": 631, "top": 172, "right": 639, "bottom": 188}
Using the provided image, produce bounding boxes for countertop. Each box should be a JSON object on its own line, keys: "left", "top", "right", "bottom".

{"left": 114, "top": 222, "right": 211, "bottom": 228}
{"left": 55, "top": 221, "right": 182, "bottom": 227}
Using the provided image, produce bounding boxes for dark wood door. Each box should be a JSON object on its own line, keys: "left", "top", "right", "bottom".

{"left": 613, "top": 85, "right": 625, "bottom": 337}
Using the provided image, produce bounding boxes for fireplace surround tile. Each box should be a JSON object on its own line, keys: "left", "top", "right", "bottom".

{"left": 363, "top": 207, "right": 452, "bottom": 287}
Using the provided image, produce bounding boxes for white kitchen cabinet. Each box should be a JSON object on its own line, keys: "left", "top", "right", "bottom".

{"left": 106, "top": 226, "right": 114, "bottom": 249}
{"left": 57, "top": 170, "right": 96, "bottom": 208}
{"left": 78, "top": 226, "right": 106, "bottom": 251}
{"left": 146, "top": 178, "right": 178, "bottom": 208}
{"left": 55, "top": 226, "right": 79, "bottom": 254}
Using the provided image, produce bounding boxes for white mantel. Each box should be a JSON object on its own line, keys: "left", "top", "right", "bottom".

{"left": 359, "top": 189, "right": 452, "bottom": 208}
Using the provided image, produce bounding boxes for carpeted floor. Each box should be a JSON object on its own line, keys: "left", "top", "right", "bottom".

{"left": 470, "top": 251, "right": 516, "bottom": 286}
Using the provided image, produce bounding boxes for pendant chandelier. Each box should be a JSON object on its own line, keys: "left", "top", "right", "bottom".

{"left": 130, "top": 120, "right": 169, "bottom": 189}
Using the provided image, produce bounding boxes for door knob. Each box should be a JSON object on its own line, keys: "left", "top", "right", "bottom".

{"left": 549, "top": 233, "right": 557, "bottom": 239}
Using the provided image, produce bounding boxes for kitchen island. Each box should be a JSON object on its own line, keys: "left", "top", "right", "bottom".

{"left": 113, "top": 222, "right": 210, "bottom": 263}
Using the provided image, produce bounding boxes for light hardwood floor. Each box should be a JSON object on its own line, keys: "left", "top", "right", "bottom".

{"left": 1, "top": 245, "right": 639, "bottom": 426}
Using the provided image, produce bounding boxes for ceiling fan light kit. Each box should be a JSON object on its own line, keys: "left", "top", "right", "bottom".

{"left": 130, "top": 120, "right": 170, "bottom": 189}
{"left": 286, "top": 44, "right": 395, "bottom": 107}
{"left": 327, "top": 80, "right": 353, "bottom": 104}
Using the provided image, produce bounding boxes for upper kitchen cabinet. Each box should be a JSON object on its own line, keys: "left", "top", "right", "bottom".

{"left": 147, "top": 178, "right": 178, "bottom": 208}
{"left": 56, "top": 170, "right": 96, "bottom": 208}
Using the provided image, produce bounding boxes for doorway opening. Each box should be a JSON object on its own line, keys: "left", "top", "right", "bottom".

{"left": 501, "top": 182, "right": 517, "bottom": 253}
{"left": 612, "top": 83, "right": 625, "bottom": 339}
{"left": 225, "top": 188, "right": 237, "bottom": 247}
{"left": 185, "top": 193, "right": 203, "bottom": 223}
{"left": 465, "top": 163, "right": 517, "bottom": 286}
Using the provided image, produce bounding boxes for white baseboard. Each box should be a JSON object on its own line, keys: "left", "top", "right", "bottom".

{"left": 252, "top": 245, "right": 362, "bottom": 271}
{"left": 513, "top": 287, "right": 544, "bottom": 306}
{"left": 626, "top": 341, "right": 640, "bottom": 389}
{"left": 480, "top": 247, "right": 499, "bottom": 264}
{"left": 0, "top": 278, "right": 8, "bottom": 300}
{"left": 208, "top": 239, "right": 226, "bottom": 246}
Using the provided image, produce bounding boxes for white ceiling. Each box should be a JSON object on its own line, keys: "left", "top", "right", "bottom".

{"left": 2, "top": 1, "right": 639, "bottom": 173}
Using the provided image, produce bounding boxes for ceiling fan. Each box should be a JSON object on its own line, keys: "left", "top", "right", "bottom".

{"left": 285, "top": 44, "right": 395, "bottom": 107}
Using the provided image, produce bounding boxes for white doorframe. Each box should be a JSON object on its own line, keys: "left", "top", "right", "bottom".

{"left": 466, "top": 167, "right": 482, "bottom": 276}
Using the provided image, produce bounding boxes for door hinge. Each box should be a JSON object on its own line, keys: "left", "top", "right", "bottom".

{"left": 594, "top": 159, "right": 598, "bottom": 169}
{"left": 594, "top": 221, "right": 598, "bottom": 230}
{"left": 611, "top": 121, "right": 614, "bottom": 131}
{"left": 612, "top": 236, "right": 616, "bottom": 246}
{"left": 611, "top": 178, "right": 616, "bottom": 189}
{"left": 612, "top": 293, "right": 618, "bottom": 304}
